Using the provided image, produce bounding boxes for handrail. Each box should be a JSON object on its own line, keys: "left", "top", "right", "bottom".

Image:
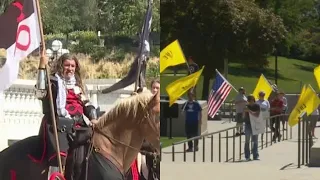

{"left": 172, "top": 114, "right": 287, "bottom": 145}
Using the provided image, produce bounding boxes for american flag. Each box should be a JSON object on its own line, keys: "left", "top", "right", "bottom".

{"left": 208, "top": 71, "right": 232, "bottom": 118}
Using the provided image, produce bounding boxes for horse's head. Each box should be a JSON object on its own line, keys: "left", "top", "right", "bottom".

{"left": 141, "top": 90, "right": 160, "bottom": 152}
{"left": 95, "top": 89, "right": 160, "bottom": 153}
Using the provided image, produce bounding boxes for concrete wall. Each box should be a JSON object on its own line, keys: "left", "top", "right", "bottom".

{"left": 161, "top": 100, "right": 208, "bottom": 137}
{"left": 0, "top": 79, "right": 134, "bottom": 151}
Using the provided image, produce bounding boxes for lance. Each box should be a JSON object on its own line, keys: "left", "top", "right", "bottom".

{"left": 34, "top": 0, "right": 63, "bottom": 175}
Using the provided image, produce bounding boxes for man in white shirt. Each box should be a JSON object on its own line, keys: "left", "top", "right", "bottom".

{"left": 234, "top": 87, "right": 247, "bottom": 135}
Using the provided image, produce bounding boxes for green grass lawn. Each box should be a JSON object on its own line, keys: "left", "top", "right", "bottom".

{"left": 160, "top": 137, "right": 186, "bottom": 148}
{"left": 161, "top": 57, "right": 319, "bottom": 101}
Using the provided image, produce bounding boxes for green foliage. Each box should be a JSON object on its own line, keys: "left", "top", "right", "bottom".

{"left": 150, "top": 45, "right": 160, "bottom": 57}
{"left": 161, "top": 0, "right": 287, "bottom": 99}
{"left": 36, "top": 0, "right": 160, "bottom": 38}
{"left": 146, "top": 60, "right": 160, "bottom": 78}
{"left": 255, "top": 0, "right": 320, "bottom": 62}
{"left": 69, "top": 31, "right": 99, "bottom": 55}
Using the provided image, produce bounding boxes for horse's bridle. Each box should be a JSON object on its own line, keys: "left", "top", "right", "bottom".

{"left": 82, "top": 101, "right": 160, "bottom": 180}
{"left": 92, "top": 109, "right": 159, "bottom": 156}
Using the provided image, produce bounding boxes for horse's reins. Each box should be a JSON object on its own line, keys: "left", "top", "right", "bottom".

{"left": 83, "top": 110, "right": 159, "bottom": 179}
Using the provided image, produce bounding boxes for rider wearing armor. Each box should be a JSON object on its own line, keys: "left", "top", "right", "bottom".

{"left": 39, "top": 54, "right": 98, "bottom": 180}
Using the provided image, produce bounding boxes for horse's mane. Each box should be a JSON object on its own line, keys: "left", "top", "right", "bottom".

{"left": 96, "top": 90, "right": 154, "bottom": 128}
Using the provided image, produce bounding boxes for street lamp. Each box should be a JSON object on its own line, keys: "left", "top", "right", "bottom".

{"left": 46, "top": 40, "right": 69, "bottom": 64}
{"left": 52, "top": 40, "right": 63, "bottom": 52}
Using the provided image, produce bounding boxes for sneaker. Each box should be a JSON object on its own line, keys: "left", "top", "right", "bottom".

{"left": 253, "top": 157, "right": 260, "bottom": 160}
{"left": 278, "top": 134, "right": 282, "bottom": 142}
{"left": 235, "top": 132, "right": 240, "bottom": 136}
{"left": 186, "top": 148, "right": 193, "bottom": 152}
{"left": 246, "top": 158, "right": 252, "bottom": 161}
{"left": 241, "top": 132, "right": 245, "bottom": 135}
{"left": 195, "top": 147, "right": 199, "bottom": 151}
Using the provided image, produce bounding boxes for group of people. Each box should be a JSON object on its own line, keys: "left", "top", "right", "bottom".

{"left": 38, "top": 54, "right": 160, "bottom": 180}
{"left": 234, "top": 87, "right": 289, "bottom": 161}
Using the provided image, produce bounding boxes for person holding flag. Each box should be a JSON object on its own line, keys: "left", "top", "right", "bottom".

{"left": 243, "top": 95, "right": 261, "bottom": 161}
{"left": 39, "top": 54, "right": 98, "bottom": 180}
{"left": 181, "top": 91, "right": 202, "bottom": 152}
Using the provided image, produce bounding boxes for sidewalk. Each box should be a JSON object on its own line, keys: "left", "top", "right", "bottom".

{"left": 161, "top": 120, "right": 320, "bottom": 180}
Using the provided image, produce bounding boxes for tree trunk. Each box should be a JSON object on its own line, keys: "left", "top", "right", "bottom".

{"left": 201, "top": 70, "right": 211, "bottom": 100}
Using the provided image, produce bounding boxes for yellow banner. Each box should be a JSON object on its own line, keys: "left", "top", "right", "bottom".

{"left": 288, "top": 85, "right": 320, "bottom": 127}
{"left": 252, "top": 74, "right": 273, "bottom": 100}
{"left": 314, "top": 65, "right": 320, "bottom": 89}
{"left": 160, "top": 40, "right": 186, "bottom": 73}
{"left": 166, "top": 66, "right": 204, "bottom": 106}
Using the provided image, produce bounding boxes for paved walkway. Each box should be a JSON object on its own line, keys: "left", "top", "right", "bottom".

{"left": 161, "top": 120, "right": 320, "bottom": 180}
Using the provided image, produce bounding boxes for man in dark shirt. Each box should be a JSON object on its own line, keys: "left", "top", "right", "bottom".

{"left": 270, "top": 92, "right": 284, "bottom": 142}
{"left": 243, "top": 95, "right": 260, "bottom": 161}
{"left": 182, "top": 92, "right": 202, "bottom": 152}
{"left": 187, "top": 56, "right": 199, "bottom": 75}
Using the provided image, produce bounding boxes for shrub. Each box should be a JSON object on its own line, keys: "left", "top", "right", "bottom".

{"left": 18, "top": 54, "right": 159, "bottom": 80}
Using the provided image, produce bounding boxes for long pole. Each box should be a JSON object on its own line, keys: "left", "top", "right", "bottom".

{"left": 134, "top": 0, "right": 152, "bottom": 92}
{"left": 275, "top": 46, "right": 278, "bottom": 85}
{"left": 35, "top": 0, "right": 63, "bottom": 174}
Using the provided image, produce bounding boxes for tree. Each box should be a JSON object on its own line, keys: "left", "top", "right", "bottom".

{"left": 161, "top": 0, "right": 286, "bottom": 99}
{"left": 97, "top": 0, "right": 160, "bottom": 36}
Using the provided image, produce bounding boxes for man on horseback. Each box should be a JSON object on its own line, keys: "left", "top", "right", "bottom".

{"left": 39, "top": 54, "right": 98, "bottom": 180}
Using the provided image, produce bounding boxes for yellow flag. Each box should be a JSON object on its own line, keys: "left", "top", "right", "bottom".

{"left": 304, "top": 85, "right": 320, "bottom": 115}
{"left": 314, "top": 65, "right": 320, "bottom": 89}
{"left": 166, "top": 66, "right": 204, "bottom": 106}
{"left": 288, "top": 85, "right": 307, "bottom": 127}
{"left": 160, "top": 40, "right": 186, "bottom": 73}
{"left": 288, "top": 85, "right": 320, "bottom": 127}
{"left": 252, "top": 74, "right": 273, "bottom": 100}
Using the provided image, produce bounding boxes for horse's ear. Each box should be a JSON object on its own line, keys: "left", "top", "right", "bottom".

{"left": 149, "top": 91, "right": 160, "bottom": 113}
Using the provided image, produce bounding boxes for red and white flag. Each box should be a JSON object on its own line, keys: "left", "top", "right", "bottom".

{"left": 0, "top": 0, "right": 41, "bottom": 91}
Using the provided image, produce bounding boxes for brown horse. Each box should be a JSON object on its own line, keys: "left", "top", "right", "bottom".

{"left": 0, "top": 90, "right": 160, "bottom": 180}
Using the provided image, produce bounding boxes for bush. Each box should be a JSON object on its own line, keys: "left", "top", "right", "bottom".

{"left": 69, "top": 31, "right": 99, "bottom": 55}
{"left": 44, "top": 33, "right": 67, "bottom": 49}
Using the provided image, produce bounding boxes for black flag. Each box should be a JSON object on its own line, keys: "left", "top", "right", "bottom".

{"left": 101, "top": 0, "right": 152, "bottom": 94}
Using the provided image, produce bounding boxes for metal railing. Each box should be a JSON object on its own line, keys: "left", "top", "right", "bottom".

{"left": 297, "top": 117, "right": 314, "bottom": 168}
{"left": 167, "top": 114, "right": 292, "bottom": 162}
{"left": 220, "top": 101, "right": 235, "bottom": 122}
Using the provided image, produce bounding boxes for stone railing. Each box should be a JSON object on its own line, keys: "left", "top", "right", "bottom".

{"left": 0, "top": 79, "right": 134, "bottom": 151}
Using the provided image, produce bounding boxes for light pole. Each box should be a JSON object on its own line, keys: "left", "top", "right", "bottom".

{"left": 51, "top": 40, "right": 63, "bottom": 60}
{"left": 46, "top": 40, "right": 69, "bottom": 65}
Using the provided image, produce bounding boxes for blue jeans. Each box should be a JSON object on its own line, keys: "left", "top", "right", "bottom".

{"left": 244, "top": 124, "right": 259, "bottom": 159}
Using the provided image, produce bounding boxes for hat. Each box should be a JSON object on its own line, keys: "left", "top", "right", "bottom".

{"left": 277, "top": 91, "right": 285, "bottom": 95}
{"left": 259, "top": 91, "right": 265, "bottom": 96}
{"left": 239, "top": 87, "right": 245, "bottom": 91}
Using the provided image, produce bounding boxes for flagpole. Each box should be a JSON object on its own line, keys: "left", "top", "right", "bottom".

{"left": 215, "top": 69, "right": 238, "bottom": 93}
{"left": 134, "top": 0, "right": 152, "bottom": 92}
{"left": 35, "top": 0, "right": 64, "bottom": 175}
